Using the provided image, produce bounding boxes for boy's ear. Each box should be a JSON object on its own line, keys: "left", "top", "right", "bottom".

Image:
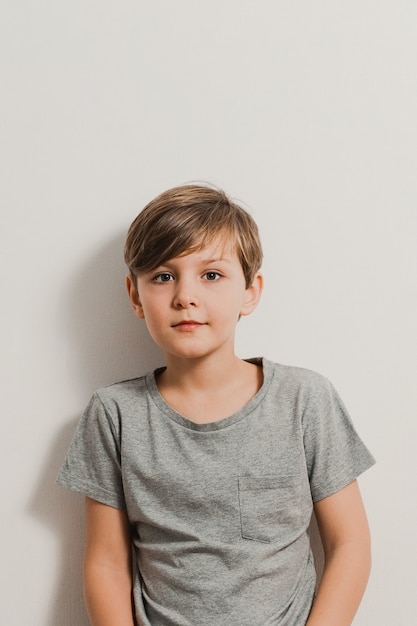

{"left": 126, "top": 275, "right": 145, "bottom": 319}
{"left": 240, "top": 272, "right": 263, "bottom": 317}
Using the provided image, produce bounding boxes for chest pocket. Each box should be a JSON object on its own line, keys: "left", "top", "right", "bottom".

{"left": 238, "top": 475, "right": 302, "bottom": 545}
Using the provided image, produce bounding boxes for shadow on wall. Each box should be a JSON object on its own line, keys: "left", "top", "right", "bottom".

{"left": 309, "top": 512, "right": 325, "bottom": 586}
{"left": 30, "top": 419, "right": 90, "bottom": 626}
{"left": 63, "top": 232, "right": 165, "bottom": 395}
{"left": 30, "top": 233, "right": 164, "bottom": 626}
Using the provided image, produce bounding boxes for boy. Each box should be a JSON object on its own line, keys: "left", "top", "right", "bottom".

{"left": 57, "top": 184, "right": 375, "bottom": 625}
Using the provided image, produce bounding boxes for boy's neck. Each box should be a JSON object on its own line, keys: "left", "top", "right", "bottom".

{"left": 161, "top": 350, "right": 241, "bottom": 386}
{"left": 156, "top": 354, "right": 263, "bottom": 424}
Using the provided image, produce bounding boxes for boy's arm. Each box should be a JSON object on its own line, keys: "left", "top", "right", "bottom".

{"left": 83, "top": 497, "right": 136, "bottom": 626}
{"left": 306, "top": 480, "right": 371, "bottom": 626}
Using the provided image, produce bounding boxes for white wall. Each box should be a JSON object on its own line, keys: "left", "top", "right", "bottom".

{"left": 2, "top": 2, "right": 416, "bottom": 624}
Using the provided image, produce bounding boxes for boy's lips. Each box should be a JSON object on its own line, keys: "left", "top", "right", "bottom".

{"left": 172, "top": 320, "right": 205, "bottom": 330}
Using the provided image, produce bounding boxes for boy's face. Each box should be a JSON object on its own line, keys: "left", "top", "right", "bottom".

{"left": 127, "top": 238, "right": 263, "bottom": 363}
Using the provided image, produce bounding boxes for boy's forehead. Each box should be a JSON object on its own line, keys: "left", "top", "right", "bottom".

{"left": 175, "top": 237, "right": 237, "bottom": 263}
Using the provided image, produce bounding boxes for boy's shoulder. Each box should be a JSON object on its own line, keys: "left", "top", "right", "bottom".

{"left": 271, "top": 359, "right": 327, "bottom": 380}
{"left": 92, "top": 368, "right": 160, "bottom": 407}
{"left": 262, "top": 358, "right": 341, "bottom": 414}
{"left": 266, "top": 358, "right": 333, "bottom": 391}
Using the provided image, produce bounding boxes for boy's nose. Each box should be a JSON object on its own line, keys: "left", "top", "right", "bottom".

{"left": 172, "top": 281, "right": 199, "bottom": 308}
{"left": 173, "top": 293, "right": 198, "bottom": 308}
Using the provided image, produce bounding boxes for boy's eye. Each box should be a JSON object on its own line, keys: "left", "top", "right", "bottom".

{"left": 203, "top": 271, "right": 221, "bottom": 281}
{"left": 153, "top": 273, "right": 174, "bottom": 282}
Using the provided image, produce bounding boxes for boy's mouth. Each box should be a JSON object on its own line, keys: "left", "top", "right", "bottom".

{"left": 172, "top": 320, "right": 205, "bottom": 330}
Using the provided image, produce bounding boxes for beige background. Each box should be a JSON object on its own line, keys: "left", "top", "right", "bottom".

{"left": 2, "top": 2, "right": 416, "bottom": 624}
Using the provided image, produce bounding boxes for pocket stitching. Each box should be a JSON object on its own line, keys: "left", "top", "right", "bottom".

{"left": 238, "top": 475, "right": 301, "bottom": 543}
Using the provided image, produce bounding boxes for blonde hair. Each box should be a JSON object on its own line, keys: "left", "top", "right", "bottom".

{"left": 124, "top": 184, "right": 263, "bottom": 288}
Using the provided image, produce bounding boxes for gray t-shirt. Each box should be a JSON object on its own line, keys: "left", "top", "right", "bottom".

{"left": 57, "top": 358, "right": 375, "bottom": 626}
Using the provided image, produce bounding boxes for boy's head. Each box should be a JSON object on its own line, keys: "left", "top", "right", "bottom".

{"left": 124, "top": 184, "right": 263, "bottom": 288}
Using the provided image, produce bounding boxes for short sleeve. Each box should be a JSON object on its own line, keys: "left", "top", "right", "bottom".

{"left": 302, "top": 377, "right": 375, "bottom": 502}
{"left": 56, "top": 392, "right": 126, "bottom": 509}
